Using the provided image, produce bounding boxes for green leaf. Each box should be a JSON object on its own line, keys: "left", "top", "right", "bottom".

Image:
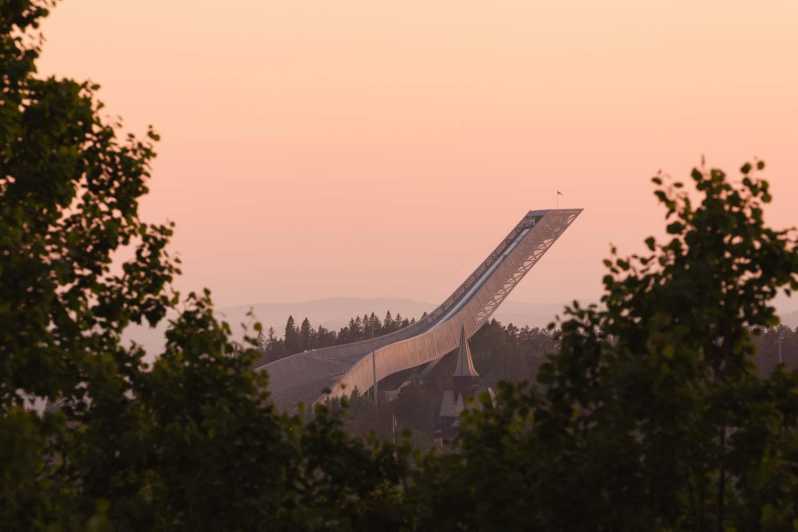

{"left": 666, "top": 222, "right": 684, "bottom": 234}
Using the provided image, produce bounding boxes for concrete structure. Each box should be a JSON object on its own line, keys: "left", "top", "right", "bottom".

{"left": 451, "top": 325, "right": 480, "bottom": 391}
{"left": 256, "top": 208, "right": 582, "bottom": 410}
{"left": 436, "top": 325, "right": 489, "bottom": 444}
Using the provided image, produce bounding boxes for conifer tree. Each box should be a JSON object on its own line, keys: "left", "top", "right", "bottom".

{"left": 384, "top": 310, "right": 394, "bottom": 332}
{"left": 284, "top": 315, "right": 299, "bottom": 354}
{"left": 299, "top": 317, "right": 313, "bottom": 351}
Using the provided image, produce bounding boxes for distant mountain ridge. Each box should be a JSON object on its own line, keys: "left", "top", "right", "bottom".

{"left": 220, "top": 297, "right": 567, "bottom": 333}
{"left": 123, "top": 298, "right": 798, "bottom": 362}
{"left": 122, "top": 297, "right": 568, "bottom": 361}
{"left": 221, "top": 297, "right": 435, "bottom": 332}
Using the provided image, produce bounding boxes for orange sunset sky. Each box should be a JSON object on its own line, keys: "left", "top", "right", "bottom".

{"left": 38, "top": 0, "right": 798, "bottom": 310}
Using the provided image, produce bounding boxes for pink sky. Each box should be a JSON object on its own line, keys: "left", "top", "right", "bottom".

{"left": 38, "top": 0, "right": 798, "bottom": 309}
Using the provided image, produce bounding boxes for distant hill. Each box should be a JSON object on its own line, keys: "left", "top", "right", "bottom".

{"left": 495, "top": 300, "right": 566, "bottom": 328}
{"left": 122, "top": 297, "right": 569, "bottom": 361}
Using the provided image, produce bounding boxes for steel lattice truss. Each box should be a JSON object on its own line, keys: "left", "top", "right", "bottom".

{"left": 256, "top": 209, "right": 582, "bottom": 409}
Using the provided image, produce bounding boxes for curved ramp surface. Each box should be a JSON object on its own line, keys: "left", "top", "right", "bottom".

{"left": 257, "top": 209, "right": 582, "bottom": 409}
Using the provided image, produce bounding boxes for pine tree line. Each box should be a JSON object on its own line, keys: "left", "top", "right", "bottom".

{"left": 256, "top": 311, "right": 416, "bottom": 363}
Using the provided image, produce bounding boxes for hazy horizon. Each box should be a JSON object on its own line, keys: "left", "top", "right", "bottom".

{"left": 123, "top": 295, "right": 798, "bottom": 360}
{"left": 37, "top": 1, "right": 798, "bottom": 309}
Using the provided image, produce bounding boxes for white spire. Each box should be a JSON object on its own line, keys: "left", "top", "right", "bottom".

{"left": 453, "top": 325, "right": 479, "bottom": 377}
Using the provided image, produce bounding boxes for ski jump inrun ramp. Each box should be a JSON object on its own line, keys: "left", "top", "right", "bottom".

{"left": 255, "top": 209, "right": 582, "bottom": 410}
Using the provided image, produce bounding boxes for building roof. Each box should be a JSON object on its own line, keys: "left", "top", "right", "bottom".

{"left": 453, "top": 324, "right": 479, "bottom": 378}
{"left": 439, "top": 389, "right": 466, "bottom": 419}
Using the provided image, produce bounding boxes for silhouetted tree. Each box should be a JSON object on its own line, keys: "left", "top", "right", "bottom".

{"left": 413, "top": 161, "right": 798, "bottom": 531}
{"left": 299, "top": 317, "right": 313, "bottom": 351}
{"left": 0, "top": 4, "right": 411, "bottom": 529}
{"left": 284, "top": 315, "right": 300, "bottom": 354}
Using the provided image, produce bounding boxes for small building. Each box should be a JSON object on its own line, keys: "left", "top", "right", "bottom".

{"left": 434, "top": 325, "right": 491, "bottom": 446}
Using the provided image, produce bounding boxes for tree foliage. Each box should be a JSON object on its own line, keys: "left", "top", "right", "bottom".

{"left": 4, "top": 3, "right": 798, "bottom": 531}
{"left": 416, "top": 164, "right": 798, "bottom": 531}
{"left": 257, "top": 310, "right": 414, "bottom": 364}
{"left": 1, "top": 3, "right": 409, "bottom": 530}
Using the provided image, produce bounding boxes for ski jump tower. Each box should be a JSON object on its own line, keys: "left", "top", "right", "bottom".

{"left": 256, "top": 209, "right": 582, "bottom": 410}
